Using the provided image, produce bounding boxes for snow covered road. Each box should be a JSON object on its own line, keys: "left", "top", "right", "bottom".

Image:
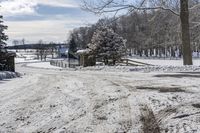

{"left": 0, "top": 63, "right": 200, "bottom": 132}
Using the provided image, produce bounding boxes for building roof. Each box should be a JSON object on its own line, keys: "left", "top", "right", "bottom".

{"left": 77, "top": 49, "right": 90, "bottom": 55}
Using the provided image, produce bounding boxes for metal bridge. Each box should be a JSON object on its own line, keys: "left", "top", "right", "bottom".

{"left": 6, "top": 43, "right": 68, "bottom": 50}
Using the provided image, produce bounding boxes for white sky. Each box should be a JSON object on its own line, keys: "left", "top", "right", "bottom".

{"left": 0, "top": 0, "right": 99, "bottom": 45}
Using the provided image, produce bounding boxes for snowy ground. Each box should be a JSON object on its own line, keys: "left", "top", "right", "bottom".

{"left": 21, "top": 57, "right": 200, "bottom": 73}
{"left": 15, "top": 56, "right": 53, "bottom": 64}
{"left": 26, "top": 62, "right": 62, "bottom": 70}
{"left": 0, "top": 58, "right": 200, "bottom": 132}
{"left": 15, "top": 56, "right": 63, "bottom": 70}
{"left": 129, "top": 58, "right": 200, "bottom": 66}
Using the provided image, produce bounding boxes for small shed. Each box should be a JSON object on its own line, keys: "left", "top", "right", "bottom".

{"left": 0, "top": 52, "right": 16, "bottom": 72}
{"left": 77, "top": 49, "right": 96, "bottom": 67}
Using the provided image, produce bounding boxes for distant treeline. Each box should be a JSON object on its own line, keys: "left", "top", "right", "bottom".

{"left": 69, "top": 3, "right": 200, "bottom": 58}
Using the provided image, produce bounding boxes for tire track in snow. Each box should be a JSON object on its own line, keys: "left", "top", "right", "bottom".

{"left": 94, "top": 78, "right": 133, "bottom": 133}
{"left": 0, "top": 74, "right": 56, "bottom": 132}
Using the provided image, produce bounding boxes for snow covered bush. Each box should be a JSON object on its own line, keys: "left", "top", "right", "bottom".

{"left": 88, "top": 26, "right": 126, "bottom": 65}
{"left": 0, "top": 71, "right": 20, "bottom": 80}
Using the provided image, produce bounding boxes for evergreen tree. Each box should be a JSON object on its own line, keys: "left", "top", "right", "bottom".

{"left": 68, "top": 36, "right": 77, "bottom": 59}
{"left": 0, "top": 15, "right": 8, "bottom": 53}
{"left": 88, "top": 26, "right": 126, "bottom": 65}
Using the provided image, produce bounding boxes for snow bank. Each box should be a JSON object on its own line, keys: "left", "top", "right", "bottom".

{"left": 129, "top": 65, "right": 200, "bottom": 72}
{"left": 129, "top": 58, "right": 200, "bottom": 66}
{"left": 75, "top": 65, "right": 200, "bottom": 73}
{"left": 15, "top": 58, "right": 40, "bottom": 64}
{"left": 20, "top": 57, "right": 200, "bottom": 73}
{"left": 15, "top": 57, "right": 60, "bottom": 64}
{"left": 74, "top": 58, "right": 200, "bottom": 72}
{"left": 0, "top": 71, "right": 20, "bottom": 80}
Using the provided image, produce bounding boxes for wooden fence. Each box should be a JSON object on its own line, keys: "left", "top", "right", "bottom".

{"left": 50, "top": 59, "right": 79, "bottom": 68}
{"left": 119, "top": 59, "right": 153, "bottom": 66}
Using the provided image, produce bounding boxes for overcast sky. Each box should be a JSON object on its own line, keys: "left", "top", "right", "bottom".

{"left": 0, "top": 0, "right": 100, "bottom": 45}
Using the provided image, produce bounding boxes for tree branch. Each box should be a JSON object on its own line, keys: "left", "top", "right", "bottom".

{"left": 82, "top": 1, "right": 180, "bottom": 16}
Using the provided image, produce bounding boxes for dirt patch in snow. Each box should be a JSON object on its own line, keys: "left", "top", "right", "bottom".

{"left": 136, "top": 86, "right": 185, "bottom": 93}
{"left": 192, "top": 103, "right": 200, "bottom": 108}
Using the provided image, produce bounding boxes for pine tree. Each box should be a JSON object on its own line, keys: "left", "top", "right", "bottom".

{"left": 88, "top": 26, "right": 126, "bottom": 65}
{"left": 68, "top": 36, "right": 77, "bottom": 59}
{"left": 0, "top": 15, "right": 8, "bottom": 53}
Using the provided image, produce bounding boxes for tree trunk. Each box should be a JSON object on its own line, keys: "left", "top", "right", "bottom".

{"left": 138, "top": 49, "right": 142, "bottom": 57}
{"left": 144, "top": 49, "right": 148, "bottom": 57}
{"left": 150, "top": 48, "right": 153, "bottom": 57}
{"left": 171, "top": 47, "right": 175, "bottom": 57}
{"left": 104, "top": 57, "right": 108, "bottom": 65}
{"left": 155, "top": 48, "right": 159, "bottom": 57}
{"left": 113, "top": 59, "right": 116, "bottom": 65}
{"left": 180, "top": 0, "right": 193, "bottom": 65}
{"left": 52, "top": 48, "right": 54, "bottom": 58}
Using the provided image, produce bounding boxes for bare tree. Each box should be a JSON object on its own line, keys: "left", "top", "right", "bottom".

{"left": 82, "top": 0, "right": 193, "bottom": 65}
{"left": 36, "top": 40, "right": 47, "bottom": 61}
{"left": 12, "top": 40, "right": 19, "bottom": 46}
{"left": 49, "top": 42, "right": 55, "bottom": 59}
{"left": 21, "top": 38, "right": 25, "bottom": 45}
